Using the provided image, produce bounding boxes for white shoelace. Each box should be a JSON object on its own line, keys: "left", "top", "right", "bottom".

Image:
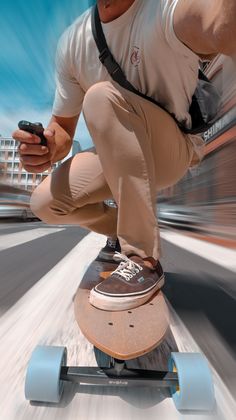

{"left": 111, "top": 252, "right": 143, "bottom": 281}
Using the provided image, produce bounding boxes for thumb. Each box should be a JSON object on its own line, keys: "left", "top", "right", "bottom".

{"left": 43, "top": 128, "right": 55, "bottom": 141}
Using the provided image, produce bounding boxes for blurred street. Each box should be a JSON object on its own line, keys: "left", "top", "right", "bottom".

{"left": 1, "top": 1, "right": 236, "bottom": 419}
{"left": 0, "top": 220, "right": 235, "bottom": 420}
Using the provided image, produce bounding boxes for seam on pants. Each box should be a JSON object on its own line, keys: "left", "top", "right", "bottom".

{"left": 126, "top": 98, "right": 160, "bottom": 258}
{"left": 127, "top": 109, "right": 158, "bottom": 227}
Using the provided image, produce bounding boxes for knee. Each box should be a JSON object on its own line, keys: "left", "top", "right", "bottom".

{"left": 30, "top": 187, "right": 64, "bottom": 224}
{"left": 82, "top": 82, "right": 114, "bottom": 130}
{"left": 30, "top": 187, "right": 50, "bottom": 223}
{"left": 30, "top": 186, "right": 41, "bottom": 215}
{"left": 83, "top": 82, "right": 113, "bottom": 109}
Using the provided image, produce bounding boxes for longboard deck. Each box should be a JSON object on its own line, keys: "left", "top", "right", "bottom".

{"left": 74, "top": 259, "right": 169, "bottom": 360}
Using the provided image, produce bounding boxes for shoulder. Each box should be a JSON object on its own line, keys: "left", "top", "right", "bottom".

{"left": 172, "top": 0, "right": 221, "bottom": 57}
{"left": 57, "top": 8, "right": 92, "bottom": 57}
{"left": 159, "top": 0, "right": 200, "bottom": 61}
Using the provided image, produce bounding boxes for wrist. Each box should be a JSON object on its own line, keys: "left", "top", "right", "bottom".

{"left": 47, "top": 122, "right": 72, "bottom": 163}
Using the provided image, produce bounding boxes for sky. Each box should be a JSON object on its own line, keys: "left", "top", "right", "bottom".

{"left": 0, "top": 0, "right": 95, "bottom": 149}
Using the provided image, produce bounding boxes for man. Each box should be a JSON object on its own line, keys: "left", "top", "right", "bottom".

{"left": 13, "top": 0, "right": 235, "bottom": 311}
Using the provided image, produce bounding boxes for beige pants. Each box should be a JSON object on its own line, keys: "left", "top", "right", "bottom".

{"left": 30, "top": 81, "right": 194, "bottom": 260}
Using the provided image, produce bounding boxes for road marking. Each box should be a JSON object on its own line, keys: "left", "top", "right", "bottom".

{"left": 0, "top": 231, "right": 233, "bottom": 419}
{"left": 0, "top": 232, "right": 177, "bottom": 420}
{"left": 0, "top": 228, "right": 65, "bottom": 251}
{"left": 161, "top": 230, "right": 236, "bottom": 273}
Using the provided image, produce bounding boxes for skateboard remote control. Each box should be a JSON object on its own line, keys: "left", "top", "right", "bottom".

{"left": 18, "top": 120, "right": 48, "bottom": 146}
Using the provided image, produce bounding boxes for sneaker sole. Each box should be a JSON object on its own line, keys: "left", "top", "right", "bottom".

{"left": 89, "top": 275, "right": 165, "bottom": 311}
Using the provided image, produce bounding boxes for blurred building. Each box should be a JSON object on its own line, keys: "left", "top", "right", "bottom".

{"left": 158, "top": 55, "right": 236, "bottom": 242}
{"left": 0, "top": 136, "right": 82, "bottom": 192}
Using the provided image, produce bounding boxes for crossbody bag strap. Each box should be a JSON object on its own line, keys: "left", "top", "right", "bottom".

{"left": 91, "top": 5, "right": 139, "bottom": 92}
{"left": 91, "top": 4, "right": 186, "bottom": 129}
{"left": 91, "top": 6, "right": 173, "bottom": 107}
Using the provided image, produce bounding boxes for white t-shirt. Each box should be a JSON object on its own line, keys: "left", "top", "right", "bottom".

{"left": 52, "top": 0, "right": 204, "bottom": 160}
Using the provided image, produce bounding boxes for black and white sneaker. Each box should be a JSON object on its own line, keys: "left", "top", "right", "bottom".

{"left": 96, "top": 237, "right": 121, "bottom": 262}
{"left": 90, "top": 253, "right": 165, "bottom": 311}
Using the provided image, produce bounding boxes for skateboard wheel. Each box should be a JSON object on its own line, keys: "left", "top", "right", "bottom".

{"left": 168, "top": 352, "right": 215, "bottom": 411}
{"left": 25, "top": 345, "right": 67, "bottom": 403}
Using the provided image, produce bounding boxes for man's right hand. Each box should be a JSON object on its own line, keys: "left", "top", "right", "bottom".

{"left": 12, "top": 128, "right": 57, "bottom": 173}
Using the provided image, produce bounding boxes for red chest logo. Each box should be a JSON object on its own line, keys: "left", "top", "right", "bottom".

{"left": 130, "top": 46, "right": 141, "bottom": 67}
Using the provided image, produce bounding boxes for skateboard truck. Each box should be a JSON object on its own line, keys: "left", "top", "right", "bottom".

{"left": 25, "top": 345, "right": 216, "bottom": 411}
{"left": 60, "top": 358, "right": 179, "bottom": 388}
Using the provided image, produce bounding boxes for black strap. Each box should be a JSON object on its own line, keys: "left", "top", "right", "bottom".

{"left": 92, "top": 5, "right": 139, "bottom": 92}
{"left": 92, "top": 6, "right": 179, "bottom": 114}
{"left": 91, "top": 4, "right": 207, "bottom": 132}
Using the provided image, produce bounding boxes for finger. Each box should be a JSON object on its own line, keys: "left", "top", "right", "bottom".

{"left": 43, "top": 128, "right": 55, "bottom": 144}
{"left": 44, "top": 128, "right": 55, "bottom": 137}
{"left": 12, "top": 130, "right": 41, "bottom": 144}
{"left": 19, "top": 144, "right": 49, "bottom": 156}
{"left": 23, "top": 162, "right": 52, "bottom": 173}
{"left": 20, "top": 154, "right": 50, "bottom": 166}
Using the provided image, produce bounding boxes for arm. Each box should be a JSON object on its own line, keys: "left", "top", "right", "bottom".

{"left": 173, "top": 0, "right": 236, "bottom": 56}
{"left": 13, "top": 29, "right": 82, "bottom": 173}
{"left": 47, "top": 114, "right": 79, "bottom": 163}
{"left": 47, "top": 29, "right": 83, "bottom": 163}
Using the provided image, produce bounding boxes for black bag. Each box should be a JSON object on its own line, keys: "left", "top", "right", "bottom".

{"left": 91, "top": 5, "right": 221, "bottom": 135}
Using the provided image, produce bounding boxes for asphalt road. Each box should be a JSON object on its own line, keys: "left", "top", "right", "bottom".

{"left": 0, "top": 220, "right": 235, "bottom": 420}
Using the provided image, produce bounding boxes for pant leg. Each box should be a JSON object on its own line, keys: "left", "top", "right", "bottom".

{"left": 83, "top": 81, "right": 194, "bottom": 260}
{"left": 30, "top": 151, "right": 118, "bottom": 237}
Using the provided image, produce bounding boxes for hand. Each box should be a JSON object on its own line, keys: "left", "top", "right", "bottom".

{"left": 12, "top": 128, "right": 57, "bottom": 173}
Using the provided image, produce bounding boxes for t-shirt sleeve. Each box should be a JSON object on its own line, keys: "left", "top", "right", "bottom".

{"left": 160, "top": 0, "right": 199, "bottom": 60}
{"left": 52, "top": 31, "right": 84, "bottom": 117}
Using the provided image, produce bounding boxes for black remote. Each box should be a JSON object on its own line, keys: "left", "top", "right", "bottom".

{"left": 18, "top": 120, "right": 48, "bottom": 146}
